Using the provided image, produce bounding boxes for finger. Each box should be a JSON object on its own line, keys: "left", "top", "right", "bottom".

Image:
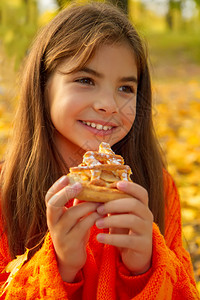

{"left": 117, "top": 181, "right": 149, "bottom": 206}
{"left": 96, "top": 232, "right": 142, "bottom": 249}
{"left": 56, "top": 211, "right": 100, "bottom": 253}
{"left": 48, "top": 182, "right": 82, "bottom": 207}
{"left": 97, "top": 198, "right": 151, "bottom": 220}
{"left": 70, "top": 211, "right": 100, "bottom": 241}
{"left": 45, "top": 175, "right": 69, "bottom": 204}
{"left": 47, "top": 205, "right": 67, "bottom": 232}
{"left": 46, "top": 183, "right": 82, "bottom": 227}
{"left": 55, "top": 201, "right": 100, "bottom": 234}
{"left": 96, "top": 214, "right": 145, "bottom": 234}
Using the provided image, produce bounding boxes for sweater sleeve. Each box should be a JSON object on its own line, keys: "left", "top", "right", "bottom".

{"left": 0, "top": 231, "right": 84, "bottom": 299}
{"left": 116, "top": 171, "right": 199, "bottom": 300}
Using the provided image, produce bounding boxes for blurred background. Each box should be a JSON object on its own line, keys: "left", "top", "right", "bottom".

{"left": 0, "top": 0, "right": 200, "bottom": 289}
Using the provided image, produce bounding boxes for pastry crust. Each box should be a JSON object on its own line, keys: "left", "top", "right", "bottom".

{"left": 67, "top": 173, "right": 131, "bottom": 202}
{"left": 67, "top": 142, "right": 132, "bottom": 202}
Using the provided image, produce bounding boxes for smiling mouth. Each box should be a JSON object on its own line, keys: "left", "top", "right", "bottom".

{"left": 80, "top": 120, "right": 115, "bottom": 131}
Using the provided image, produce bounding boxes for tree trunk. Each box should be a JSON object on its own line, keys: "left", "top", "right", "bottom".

{"left": 166, "top": 0, "right": 182, "bottom": 30}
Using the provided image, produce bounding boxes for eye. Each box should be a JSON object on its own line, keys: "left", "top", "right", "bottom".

{"left": 119, "top": 85, "right": 134, "bottom": 94}
{"left": 75, "top": 77, "right": 94, "bottom": 86}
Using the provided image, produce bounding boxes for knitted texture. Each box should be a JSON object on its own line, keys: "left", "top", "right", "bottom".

{"left": 0, "top": 171, "right": 199, "bottom": 299}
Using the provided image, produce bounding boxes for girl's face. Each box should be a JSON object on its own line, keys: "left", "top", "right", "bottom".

{"left": 47, "top": 43, "right": 138, "bottom": 166}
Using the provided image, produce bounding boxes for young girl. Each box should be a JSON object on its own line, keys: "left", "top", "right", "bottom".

{"left": 0, "top": 2, "right": 199, "bottom": 299}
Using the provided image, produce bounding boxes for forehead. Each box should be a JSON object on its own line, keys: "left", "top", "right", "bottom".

{"left": 56, "top": 41, "right": 137, "bottom": 74}
{"left": 90, "top": 43, "right": 136, "bottom": 64}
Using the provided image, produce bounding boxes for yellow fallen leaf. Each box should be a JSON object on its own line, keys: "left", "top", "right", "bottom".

{"left": 0, "top": 248, "right": 29, "bottom": 296}
{"left": 183, "top": 225, "right": 195, "bottom": 241}
{"left": 181, "top": 208, "right": 197, "bottom": 223}
{"left": 196, "top": 281, "right": 200, "bottom": 295}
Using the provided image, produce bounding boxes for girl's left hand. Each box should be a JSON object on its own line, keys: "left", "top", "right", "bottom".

{"left": 95, "top": 181, "right": 153, "bottom": 275}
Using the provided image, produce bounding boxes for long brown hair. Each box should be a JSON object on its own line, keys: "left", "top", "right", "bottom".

{"left": 1, "top": 2, "right": 165, "bottom": 259}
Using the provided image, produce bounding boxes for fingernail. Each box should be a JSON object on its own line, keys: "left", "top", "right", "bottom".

{"left": 96, "top": 233, "right": 105, "bottom": 243}
{"left": 117, "top": 181, "right": 128, "bottom": 189}
{"left": 96, "top": 219, "right": 104, "bottom": 228}
{"left": 64, "top": 182, "right": 82, "bottom": 202}
{"left": 71, "top": 182, "right": 82, "bottom": 191}
{"left": 97, "top": 205, "right": 105, "bottom": 215}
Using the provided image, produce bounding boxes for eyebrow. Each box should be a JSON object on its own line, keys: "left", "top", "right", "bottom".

{"left": 78, "top": 67, "right": 138, "bottom": 83}
{"left": 78, "top": 67, "right": 103, "bottom": 78}
{"left": 120, "top": 76, "right": 138, "bottom": 84}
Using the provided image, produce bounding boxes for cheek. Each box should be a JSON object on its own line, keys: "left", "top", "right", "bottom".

{"left": 120, "top": 99, "right": 136, "bottom": 129}
{"left": 50, "top": 97, "right": 78, "bottom": 122}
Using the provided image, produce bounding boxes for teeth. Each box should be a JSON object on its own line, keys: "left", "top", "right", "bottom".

{"left": 96, "top": 124, "right": 103, "bottom": 130}
{"left": 82, "top": 121, "right": 112, "bottom": 131}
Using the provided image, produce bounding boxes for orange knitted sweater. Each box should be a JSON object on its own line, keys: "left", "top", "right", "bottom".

{"left": 0, "top": 171, "right": 199, "bottom": 299}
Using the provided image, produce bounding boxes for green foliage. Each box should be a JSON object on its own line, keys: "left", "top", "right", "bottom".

{"left": 55, "top": 0, "right": 71, "bottom": 9}
{"left": 147, "top": 31, "right": 200, "bottom": 67}
{"left": 194, "top": 0, "right": 200, "bottom": 8}
{"left": 0, "top": 0, "right": 38, "bottom": 68}
{"left": 131, "top": 0, "right": 200, "bottom": 32}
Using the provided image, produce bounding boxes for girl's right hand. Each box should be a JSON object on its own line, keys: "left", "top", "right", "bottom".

{"left": 45, "top": 175, "right": 100, "bottom": 282}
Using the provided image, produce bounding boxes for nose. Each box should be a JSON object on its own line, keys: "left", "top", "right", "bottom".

{"left": 93, "top": 91, "right": 118, "bottom": 115}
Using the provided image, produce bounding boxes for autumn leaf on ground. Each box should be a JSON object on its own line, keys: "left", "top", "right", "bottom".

{"left": 0, "top": 248, "right": 29, "bottom": 296}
